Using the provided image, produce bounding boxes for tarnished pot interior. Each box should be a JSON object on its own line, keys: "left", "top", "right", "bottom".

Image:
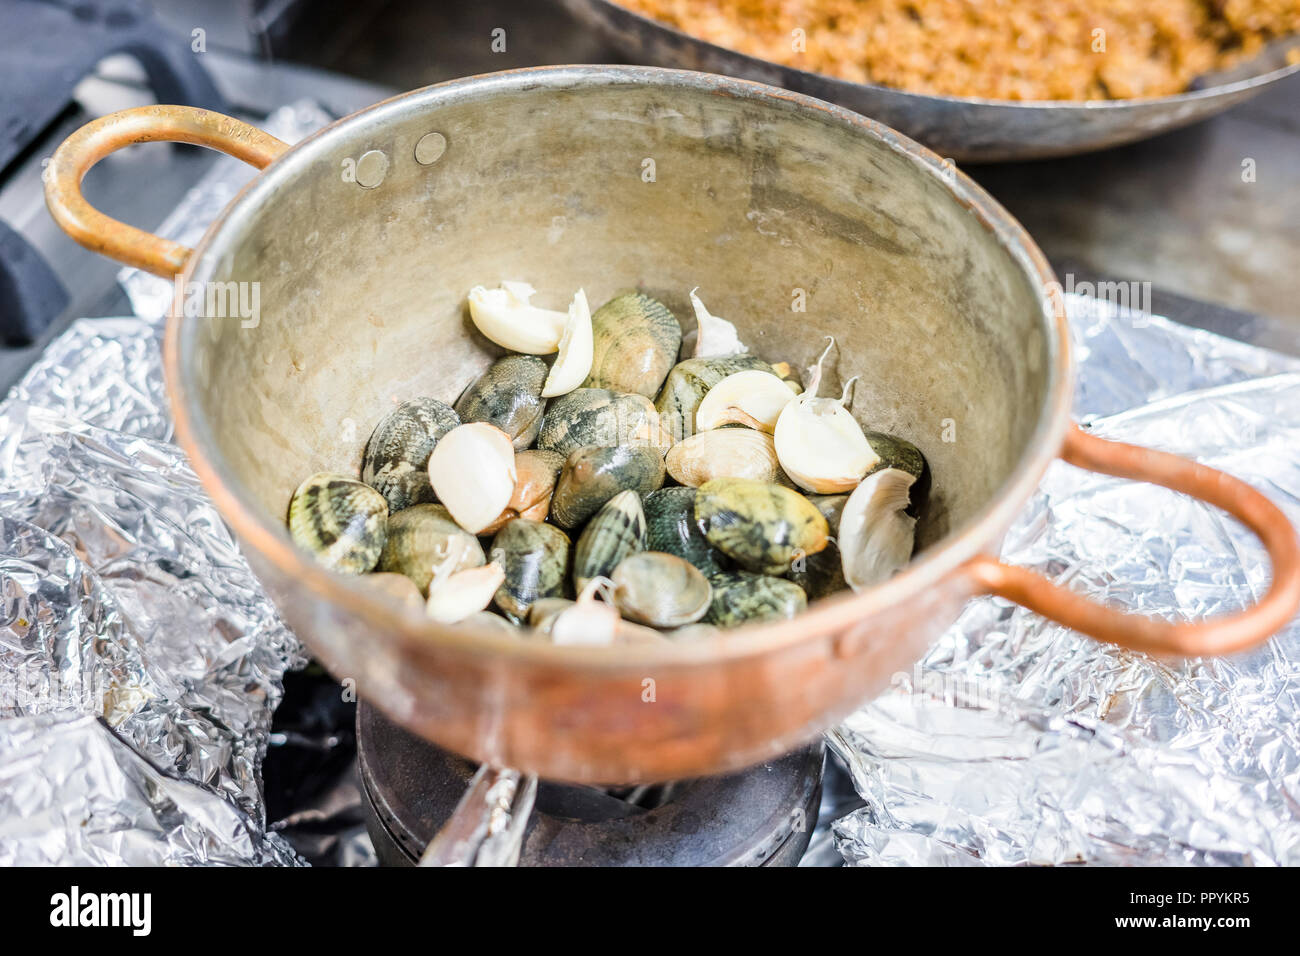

{"left": 171, "top": 67, "right": 1062, "bottom": 783}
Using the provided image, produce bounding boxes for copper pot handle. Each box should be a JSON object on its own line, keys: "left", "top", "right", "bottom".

{"left": 966, "top": 424, "right": 1300, "bottom": 656}
{"left": 44, "top": 105, "right": 289, "bottom": 278}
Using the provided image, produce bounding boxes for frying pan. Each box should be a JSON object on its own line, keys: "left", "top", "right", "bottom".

{"left": 560, "top": 0, "right": 1300, "bottom": 161}
{"left": 44, "top": 66, "right": 1300, "bottom": 784}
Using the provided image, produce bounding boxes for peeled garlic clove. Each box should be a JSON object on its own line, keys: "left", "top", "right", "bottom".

{"left": 426, "top": 561, "right": 506, "bottom": 623}
{"left": 542, "top": 289, "right": 593, "bottom": 397}
{"left": 838, "top": 468, "right": 917, "bottom": 591}
{"left": 688, "top": 288, "right": 747, "bottom": 358}
{"left": 549, "top": 577, "right": 620, "bottom": 646}
{"left": 694, "top": 369, "right": 795, "bottom": 433}
{"left": 467, "top": 282, "right": 568, "bottom": 354}
{"left": 773, "top": 391, "right": 878, "bottom": 494}
{"left": 427, "top": 422, "right": 517, "bottom": 534}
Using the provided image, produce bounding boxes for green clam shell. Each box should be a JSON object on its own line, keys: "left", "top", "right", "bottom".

{"left": 455, "top": 355, "right": 548, "bottom": 450}
{"left": 704, "top": 570, "right": 807, "bottom": 627}
{"left": 573, "top": 490, "right": 646, "bottom": 591}
{"left": 654, "top": 355, "right": 773, "bottom": 444}
{"left": 643, "top": 487, "right": 729, "bottom": 577}
{"left": 288, "top": 472, "right": 388, "bottom": 574}
{"left": 694, "top": 478, "right": 829, "bottom": 575}
{"left": 550, "top": 444, "right": 666, "bottom": 530}
{"left": 377, "top": 503, "right": 485, "bottom": 595}
{"left": 489, "top": 519, "right": 571, "bottom": 622}
{"left": 788, "top": 494, "right": 849, "bottom": 600}
{"left": 582, "top": 292, "right": 682, "bottom": 398}
{"left": 536, "top": 387, "right": 667, "bottom": 459}
{"left": 361, "top": 398, "right": 459, "bottom": 512}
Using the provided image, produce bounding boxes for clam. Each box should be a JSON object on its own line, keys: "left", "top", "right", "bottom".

{"left": 787, "top": 494, "right": 849, "bottom": 600}
{"left": 549, "top": 444, "right": 666, "bottom": 530}
{"left": 362, "top": 398, "right": 459, "bottom": 512}
{"left": 582, "top": 292, "right": 682, "bottom": 398}
{"left": 426, "top": 559, "right": 507, "bottom": 623}
{"left": 773, "top": 338, "right": 875, "bottom": 494}
{"left": 694, "top": 369, "right": 794, "bottom": 433}
{"left": 490, "top": 519, "right": 571, "bottom": 621}
{"left": 572, "top": 490, "right": 646, "bottom": 590}
{"left": 288, "top": 473, "right": 388, "bottom": 574}
{"left": 686, "top": 288, "right": 747, "bottom": 359}
{"left": 838, "top": 468, "right": 918, "bottom": 591}
{"left": 466, "top": 281, "right": 567, "bottom": 354}
{"left": 542, "top": 289, "right": 594, "bottom": 398}
{"left": 654, "top": 355, "right": 773, "bottom": 444}
{"left": 665, "top": 428, "right": 785, "bottom": 487}
{"left": 643, "top": 487, "right": 729, "bottom": 577}
{"left": 426, "top": 422, "right": 517, "bottom": 534}
{"left": 480, "top": 448, "right": 566, "bottom": 535}
{"left": 455, "top": 354, "right": 548, "bottom": 450}
{"left": 704, "top": 570, "right": 807, "bottom": 627}
{"left": 694, "top": 478, "right": 829, "bottom": 575}
{"left": 377, "top": 503, "right": 485, "bottom": 594}
{"left": 363, "top": 572, "right": 425, "bottom": 608}
{"left": 537, "top": 387, "right": 672, "bottom": 458}
{"left": 611, "top": 552, "right": 712, "bottom": 628}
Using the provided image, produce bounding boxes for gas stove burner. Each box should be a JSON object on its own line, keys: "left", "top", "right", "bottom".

{"left": 357, "top": 701, "right": 823, "bottom": 866}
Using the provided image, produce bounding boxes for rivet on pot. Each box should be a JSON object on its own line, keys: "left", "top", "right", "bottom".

{"left": 414, "top": 131, "right": 447, "bottom": 166}
{"left": 355, "top": 149, "right": 389, "bottom": 188}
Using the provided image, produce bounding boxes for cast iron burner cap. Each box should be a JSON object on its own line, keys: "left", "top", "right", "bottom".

{"left": 357, "top": 700, "right": 823, "bottom": 866}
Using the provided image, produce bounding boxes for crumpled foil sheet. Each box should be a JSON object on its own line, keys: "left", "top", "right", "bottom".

{"left": 0, "top": 102, "right": 332, "bottom": 866}
{"left": 830, "top": 295, "right": 1300, "bottom": 866}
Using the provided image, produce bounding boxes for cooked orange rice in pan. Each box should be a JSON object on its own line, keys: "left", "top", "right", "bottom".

{"left": 616, "top": 0, "right": 1300, "bottom": 100}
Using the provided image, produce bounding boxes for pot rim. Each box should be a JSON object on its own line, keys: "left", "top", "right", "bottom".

{"left": 164, "top": 64, "right": 1073, "bottom": 667}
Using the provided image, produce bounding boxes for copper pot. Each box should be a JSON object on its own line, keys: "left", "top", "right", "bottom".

{"left": 45, "top": 67, "right": 1300, "bottom": 784}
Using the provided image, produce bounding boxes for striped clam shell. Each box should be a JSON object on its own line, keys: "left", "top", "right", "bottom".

{"left": 362, "top": 398, "right": 460, "bottom": 512}
{"left": 288, "top": 472, "right": 388, "bottom": 574}
{"left": 376, "top": 503, "right": 485, "bottom": 595}
{"left": 490, "top": 519, "right": 571, "bottom": 622}
{"left": 582, "top": 292, "right": 682, "bottom": 398}
{"left": 454, "top": 355, "right": 549, "bottom": 450}
{"left": 536, "top": 387, "right": 670, "bottom": 459}
{"left": 573, "top": 490, "right": 646, "bottom": 591}
{"left": 550, "top": 444, "right": 665, "bottom": 530}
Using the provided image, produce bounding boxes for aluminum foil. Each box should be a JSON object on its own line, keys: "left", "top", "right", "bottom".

{"left": 0, "top": 103, "right": 331, "bottom": 866}
{"left": 830, "top": 294, "right": 1300, "bottom": 866}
